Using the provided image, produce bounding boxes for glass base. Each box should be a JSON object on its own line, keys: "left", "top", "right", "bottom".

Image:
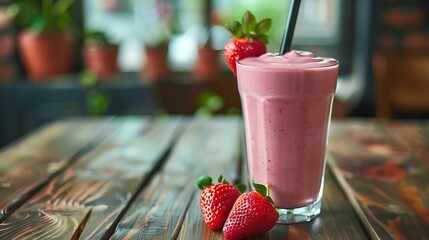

{"left": 276, "top": 197, "right": 322, "bottom": 224}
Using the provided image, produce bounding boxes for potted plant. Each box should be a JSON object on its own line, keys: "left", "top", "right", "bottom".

{"left": 82, "top": 30, "right": 119, "bottom": 80}
{"left": 143, "top": 41, "right": 169, "bottom": 83}
{"left": 10, "top": 0, "right": 76, "bottom": 81}
{"left": 193, "top": 42, "right": 221, "bottom": 81}
{"left": 193, "top": 0, "right": 221, "bottom": 81}
{"left": 140, "top": 0, "right": 172, "bottom": 83}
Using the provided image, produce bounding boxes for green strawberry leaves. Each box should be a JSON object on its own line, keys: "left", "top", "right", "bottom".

{"left": 252, "top": 178, "right": 267, "bottom": 196}
{"left": 256, "top": 34, "right": 269, "bottom": 44}
{"left": 252, "top": 178, "right": 275, "bottom": 206}
{"left": 218, "top": 175, "right": 228, "bottom": 184}
{"left": 197, "top": 175, "right": 213, "bottom": 190}
{"left": 236, "top": 183, "right": 247, "bottom": 193}
{"left": 255, "top": 18, "right": 272, "bottom": 34}
{"left": 198, "top": 175, "right": 246, "bottom": 193}
{"left": 242, "top": 11, "right": 256, "bottom": 35}
{"left": 225, "top": 20, "right": 243, "bottom": 38}
{"left": 225, "top": 10, "right": 271, "bottom": 44}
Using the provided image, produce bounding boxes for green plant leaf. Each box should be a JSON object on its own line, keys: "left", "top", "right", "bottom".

{"left": 197, "top": 92, "right": 224, "bottom": 114}
{"left": 83, "top": 29, "right": 110, "bottom": 46}
{"left": 30, "top": 17, "right": 47, "bottom": 33}
{"left": 227, "top": 107, "right": 240, "bottom": 115}
{"left": 194, "top": 107, "right": 212, "bottom": 119}
{"left": 13, "top": 0, "right": 76, "bottom": 32}
{"left": 242, "top": 11, "right": 256, "bottom": 35}
{"left": 87, "top": 91, "right": 109, "bottom": 116}
{"left": 52, "top": 0, "right": 76, "bottom": 15}
{"left": 206, "top": 95, "right": 223, "bottom": 112}
{"left": 55, "top": 13, "right": 71, "bottom": 32}
{"left": 79, "top": 69, "right": 98, "bottom": 88}
{"left": 12, "top": 1, "right": 41, "bottom": 28}
{"left": 7, "top": 4, "right": 19, "bottom": 17}
{"left": 255, "top": 18, "right": 272, "bottom": 34}
{"left": 197, "top": 175, "right": 213, "bottom": 190}
{"left": 42, "top": 0, "right": 54, "bottom": 19}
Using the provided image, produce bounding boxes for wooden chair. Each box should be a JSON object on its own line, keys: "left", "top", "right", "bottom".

{"left": 373, "top": 51, "right": 429, "bottom": 118}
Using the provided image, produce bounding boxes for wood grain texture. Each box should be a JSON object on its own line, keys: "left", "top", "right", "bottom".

{"left": 111, "top": 117, "right": 242, "bottom": 240}
{"left": 0, "top": 117, "right": 182, "bottom": 239}
{"left": 4, "top": 117, "right": 428, "bottom": 239}
{"left": 79, "top": 117, "right": 183, "bottom": 239}
{"left": 0, "top": 118, "right": 112, "bottom": 221}
{"left": 328, "top": 120, "right": 429, "bottom": 240}
{"left": 385, "top": 121, "right": 429, "bottom": 163}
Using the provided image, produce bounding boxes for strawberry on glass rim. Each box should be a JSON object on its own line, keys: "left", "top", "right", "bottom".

{"left": 224, "top": 11, "right": 271, "bottom": 76}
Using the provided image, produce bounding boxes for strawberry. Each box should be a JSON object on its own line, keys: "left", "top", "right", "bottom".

{"left": 223, "top": 180, "right": 278, "bottom": 240}
{"left": 224, "top": 11, "right": 271, "bottom": 76}
{"left": 197, "top": 175, "right": 246, "bottom": 230}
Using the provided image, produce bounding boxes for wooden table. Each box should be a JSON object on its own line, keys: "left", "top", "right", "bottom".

{"left": 0, "top": 117, "right": 428, "bottom": 239}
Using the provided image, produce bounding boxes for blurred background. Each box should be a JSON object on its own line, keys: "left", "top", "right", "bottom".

{"left": 1, "top": 0, "right": 429, "bottom": 147}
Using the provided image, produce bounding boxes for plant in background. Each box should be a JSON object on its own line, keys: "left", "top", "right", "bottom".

{"left": 79, "top": 70, "right": 110, "bottom": 116}
{"left": 82, "top": 29, "right": 119, "bottom": 79}
{"left": 195, "top": 92, "right": 224, "bottom": 118}
{"left": 139, "top": 0, "right": 173, "bottom": 82}
{"left": 8, "top": 0, "right": 77, "bottom": 80}
{"left": 83, "top": 29, "right": 115, "bottom": 46}
{"left": 9, "top": 0, "right": 76, "bottom": 33}
{"left": 195, "top": 92, "right": 241, "bottom": 118}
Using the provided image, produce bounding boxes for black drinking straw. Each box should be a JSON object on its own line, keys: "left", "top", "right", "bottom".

{"left": 279, "top": 0, "right": 301, "bottom": 55}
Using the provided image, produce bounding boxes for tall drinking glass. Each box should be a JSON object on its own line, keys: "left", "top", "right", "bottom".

{"left": 237, "top": 51, "right": 338, "bottom": 224}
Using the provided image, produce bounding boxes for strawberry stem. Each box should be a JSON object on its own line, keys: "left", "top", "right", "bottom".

{"left": 252, "top": 178, "right": 276, "bottom": 206}
{"left": 252, "top": 178, "right": 268, "bottom": 197}
{"left": 225, "top": 10, "right": 271, "bottom": 44}
{"left": 236, "top": 183, "right": 247, "bottom": 193}
{"left": 218, "top": 175, "right": 228, "bottom": 183}
{"left": 197, "top": 175, "right": 213, "bottom": 190}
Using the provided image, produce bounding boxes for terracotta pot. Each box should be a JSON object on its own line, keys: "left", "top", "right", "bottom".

{"left": 193, "top": 45, "right": 220, "bottom": 81}
{"left": 142, "top": 44, "right": 169, "bottom": 83}
{"left": 83, "top": 44, "right": 119, "bottom": 80}
{"left": 18, "top": 31, "right": 74, "bottom": 81}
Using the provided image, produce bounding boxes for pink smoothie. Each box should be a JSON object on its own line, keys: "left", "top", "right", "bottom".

{"left": 237, "top": 51, "right": 338, "bottom": 209}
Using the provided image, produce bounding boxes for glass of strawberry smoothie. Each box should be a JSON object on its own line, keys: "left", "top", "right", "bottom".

{"left": 237, "top": 50, "right": 338, "bottom": 224}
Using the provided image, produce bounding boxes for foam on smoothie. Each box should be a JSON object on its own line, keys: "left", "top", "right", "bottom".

{"left": 239, "top": 51, "right": 338, "bottom": 70}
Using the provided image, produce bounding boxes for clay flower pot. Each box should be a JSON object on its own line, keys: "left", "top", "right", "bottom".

{"left": 18, "top": 31, "right": 74, "bottom": 81}
{"left": 83, "top": 44, "right": 119, "bottom": 80}
{"left": 193, "top": 45, "right": 221, "bottom": 81}
{"left": 142, "top": 43, "right": 169, "bottom": 83}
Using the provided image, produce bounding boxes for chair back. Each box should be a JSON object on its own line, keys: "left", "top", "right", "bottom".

{"left": 373, "top": 52, "right": 429, "bottom": 118}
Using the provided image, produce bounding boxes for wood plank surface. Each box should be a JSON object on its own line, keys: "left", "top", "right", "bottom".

{"left": 0, "top": 118, "right": 113, "bottom": 222}
{"left": 328, "top": 120, "right": 429, "bottom": 240}
{"left": 111, "top": 117, "right": 242, "bottom": 240}
{"left": 0, "top": 117, "right": 183, "bottom": 239}
{"left": 79, "top": 117, "right": 182, "bottom": 239}
{"left": 3, "top": 117, "right": 428, "bottom": 239}
{"left": 385, "top": 121, "right": 429, "bottom": 163}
